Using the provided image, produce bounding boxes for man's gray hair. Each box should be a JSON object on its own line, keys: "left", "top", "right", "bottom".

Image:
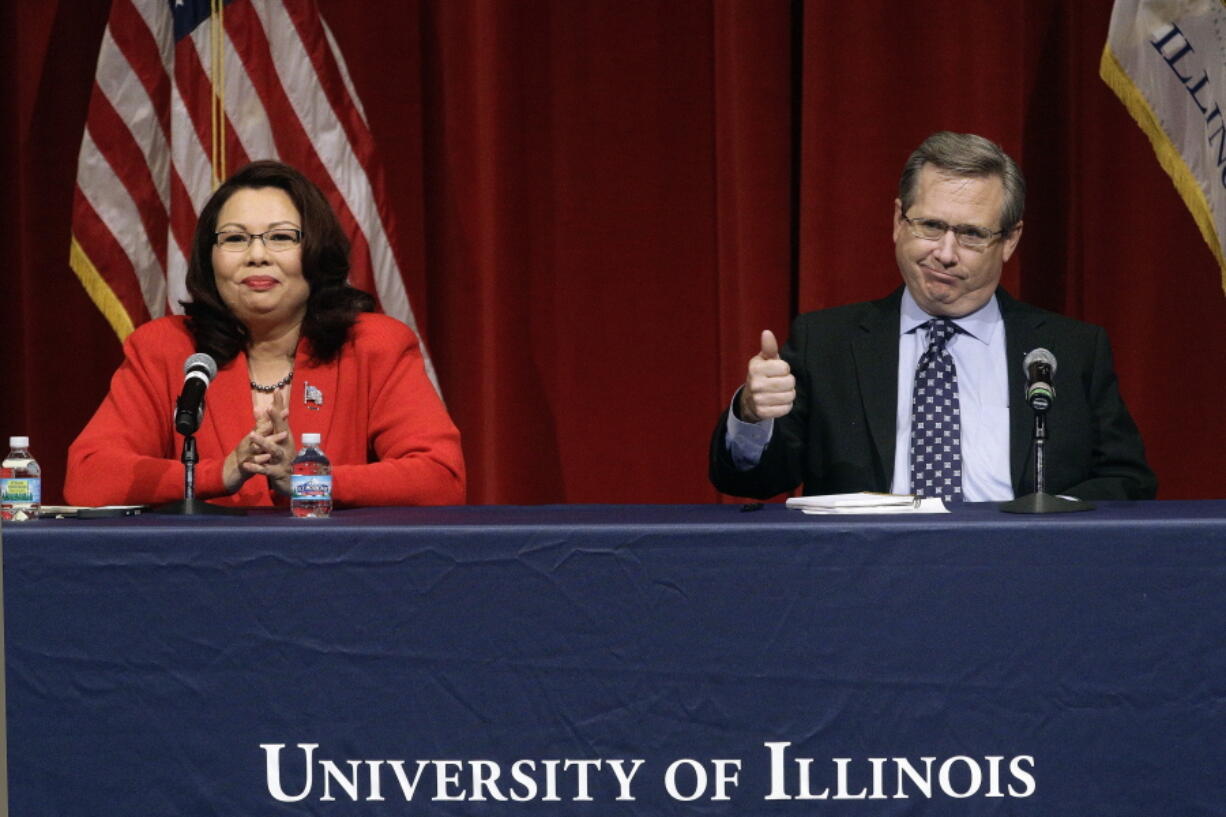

{"left": 898, "top": 131, "right": 1025, "bottom": 233}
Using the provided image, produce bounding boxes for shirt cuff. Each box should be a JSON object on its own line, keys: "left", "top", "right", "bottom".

{"left": 726, "top": 388, "right": 774, "bottom": 470}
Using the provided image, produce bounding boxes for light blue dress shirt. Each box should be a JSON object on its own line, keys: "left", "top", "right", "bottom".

{"left": 726, "top": 289, "right": 1014, "bottom": 501}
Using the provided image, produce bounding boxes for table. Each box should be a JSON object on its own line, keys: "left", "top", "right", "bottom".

{"left": 4, "top": 502, "right": 1225, "bottom": 815}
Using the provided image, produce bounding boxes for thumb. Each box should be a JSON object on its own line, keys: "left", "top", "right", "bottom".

{"left": 760, "top": 329, "right": 779, "bottom": 360}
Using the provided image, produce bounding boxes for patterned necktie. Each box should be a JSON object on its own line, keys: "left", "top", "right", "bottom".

{"left": 910, "top": 318, "right": 962, "bottom": 501}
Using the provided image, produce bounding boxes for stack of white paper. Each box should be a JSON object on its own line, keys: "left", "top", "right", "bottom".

{"left": 784, "top": 492, "right": 948, "bottom": 515}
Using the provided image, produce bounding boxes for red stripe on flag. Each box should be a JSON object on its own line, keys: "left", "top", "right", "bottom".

{"left": 281, "top": 1, "right": 393, "bottom": 299}
{"left": 173, "top": 37, "right": 226, "bottom": 173}
{"left": 169, "top": 166, "right": 199, "bottom": 269}
{"left": 107, "top": 0, "right": 172, "bottom": 139}
{"left": 282, "top": 2, "right": 380, "bottom": 172}
{"left": 84, "top": 86, "right": 170, "bottom": 271}
{"left": 225, "top": 114, "right": 256, "bottom": 170}
{"left": 172, "top": 34, "right": 253, "bottom": 182}
{"left": 72, "top": 187, "right": 154, "bottom": 326}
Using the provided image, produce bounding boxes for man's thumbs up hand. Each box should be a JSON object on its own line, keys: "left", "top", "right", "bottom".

{"left": 739, "top": 330, "right": 795, "bottom": 422}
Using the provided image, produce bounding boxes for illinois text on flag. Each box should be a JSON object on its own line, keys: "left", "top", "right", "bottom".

{"left": 1102, "top": 0, "right": 1226, "bottom": 294}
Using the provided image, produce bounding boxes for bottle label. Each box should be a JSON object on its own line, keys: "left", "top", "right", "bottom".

{"left": 291, "top": 474, "right": 332, "bottom": 500}
{"left": 1, "top": 477, "right": 41, "bottom": 504}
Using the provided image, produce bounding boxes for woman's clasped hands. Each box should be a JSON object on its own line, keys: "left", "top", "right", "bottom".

{"left": 222, "top": 390, "right": 296, "bottom": 496}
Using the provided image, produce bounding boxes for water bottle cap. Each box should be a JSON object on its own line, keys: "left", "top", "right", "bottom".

{"left": 9, "top": 436, "right": 29, "bottom": 448}
{"left": 301, "top": 433, "right": 321, "bottom": 445}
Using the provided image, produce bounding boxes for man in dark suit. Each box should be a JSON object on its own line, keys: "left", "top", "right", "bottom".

{"left": 709, "top": 131, "right": 1155, "bottom": 502}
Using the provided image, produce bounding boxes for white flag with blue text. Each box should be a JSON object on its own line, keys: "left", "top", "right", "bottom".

{"left": 1102, "top": 0, "right": 1226, "bottom": 293}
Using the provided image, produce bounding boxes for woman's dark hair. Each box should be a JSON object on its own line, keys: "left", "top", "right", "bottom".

{"left": 182, "top": 160, "right": 375, "bottom": 364}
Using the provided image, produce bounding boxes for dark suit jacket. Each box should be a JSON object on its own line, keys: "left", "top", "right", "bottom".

{"left": 710, "top": 287, "right": 1156, "bottom": 500}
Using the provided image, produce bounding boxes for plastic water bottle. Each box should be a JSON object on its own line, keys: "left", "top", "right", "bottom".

{"left": 290, "top": 433, "right": 332, "bottom": 518}
{"left": 1, "top": 436, "right": 42, "bottom": 522}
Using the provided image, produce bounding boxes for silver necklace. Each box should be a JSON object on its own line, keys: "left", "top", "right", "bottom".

{"left": 250, "top": 368, "right": 294, "bottom": 393}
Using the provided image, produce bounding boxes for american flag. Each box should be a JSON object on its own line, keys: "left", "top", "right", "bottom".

{"left": 69, "top": 0, "right": 434, "bottom": 379}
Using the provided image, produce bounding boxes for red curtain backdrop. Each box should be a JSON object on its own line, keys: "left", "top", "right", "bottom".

{"left": 2, "top": 0, "right": 1223, "bottom": 505}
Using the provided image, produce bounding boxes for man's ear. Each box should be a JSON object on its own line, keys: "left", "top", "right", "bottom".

{"left": 1001, "top": 220, "right": 1023, "bottom": 262}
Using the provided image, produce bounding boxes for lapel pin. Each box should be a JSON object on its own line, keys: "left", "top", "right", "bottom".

{"left": 304, "top": 383, "right": 324, "bottom": 410}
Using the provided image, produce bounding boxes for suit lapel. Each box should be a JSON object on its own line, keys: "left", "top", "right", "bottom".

{"left": 852, "top": 291, "right": 903, "bottom": 485}
{"left": 1000, "top": 290, "right": 1046, "bottom": 492}
{"left": 207, "top": 350, "right": 257, "bottom": 453}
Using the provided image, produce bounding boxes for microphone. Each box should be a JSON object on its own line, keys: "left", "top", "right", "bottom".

{"left": 1023, "top": 348, "right": 1057, "bottom": 412}
{"left": 174, "top": 353, "right": 218, "bottom": 435}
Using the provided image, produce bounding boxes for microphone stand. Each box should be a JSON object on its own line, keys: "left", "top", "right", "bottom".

{"left": 152, "top": 433, "right": 245, "bottom": 516}
{"left": 1000, "top": 406, "right": 1094, "bottom": 514}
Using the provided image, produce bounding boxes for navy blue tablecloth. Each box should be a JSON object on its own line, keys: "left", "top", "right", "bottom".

{"left": 4, "top": 501, "right": 1225, "bottom": 815}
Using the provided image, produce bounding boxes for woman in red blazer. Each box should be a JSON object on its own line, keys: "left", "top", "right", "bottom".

{"left": 66, "top": 161, "right": 465, "bottom": 508}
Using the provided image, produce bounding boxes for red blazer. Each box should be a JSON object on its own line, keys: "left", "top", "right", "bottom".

{"left": 66, "top": 314, "right": 465, "bottom": 508}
